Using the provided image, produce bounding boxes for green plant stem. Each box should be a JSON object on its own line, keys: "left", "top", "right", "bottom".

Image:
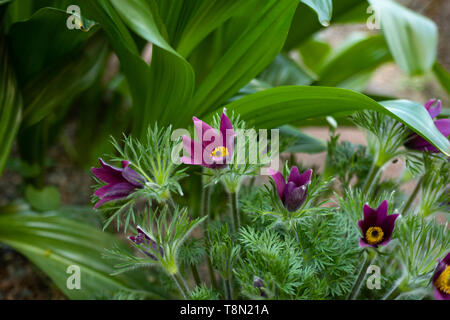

{"left": 382, "top": 276, "right": 407, "bottom": 300}
{"left": 347, "top": 251, "right": 374, "bottom": 300}
{"left": 223, "top": 278, "right": 233, "bottom": 300}
{"left": 401, "top": 175, "right": 423, "bottom": 216}
{"left": 228, "top": 191, "right": 240, "bottom": 232}
{"left": 172, "top": 272, "right": 189, "bottom": 299}
{"left": 202, "top": 185, "right": 218, "bottom": 289}
{"left": 362, "top": 162, "right": 382, "bottom": 195}
{"left": 190, "top": 264, "right": 201, "bottom": 287}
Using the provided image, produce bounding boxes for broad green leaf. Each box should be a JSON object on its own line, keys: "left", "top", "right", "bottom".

{"left": 21, "top": 38, "right": 107, "bottom": 126}
{"left": 280, "top": 125, "right": 327, "bottom": 154}
{"left": 317, "top": 34, "right": 392, "bottom": 90}
{"left": 25, "top": 185, "right": 61, "bottom": 211}
{"left": 80, "top": 0, "right": 152, "bottom": 138}
{"left": 191, "top": 0, "right": 300, "bottom": 117}
{"left": 8, "top": 7, "right": 97, "bottom": 83}
{"left": 175, "top": 0, "right": 242, "bottom": 57}
{"left": 302, "top": 0, "right": 333, "bottom": 26}
{"left": 433, "top": 62, "right": 450, "bottom": 94}
{"left": 217, "top": 86, "right": 449, "bottom": 155}
{"left": 284, "top": 0, "right": 368, "bottom": 51}
{"left": 0, "top": 209, "right": 171, "bottom": 299}
{"left": 298, "top": 36, "right": 331, "bottom": 74}
{"left": 369, "top": 0, "right": 437, "bottom": 76}
{"left": 0, "top": 36, "right": 22, "bottom": 176}
{"left": 258, "top": 54, "right": 315, "bottom": 87}
{"left": 108, "top": 0, "right": 195, "bottom": 131}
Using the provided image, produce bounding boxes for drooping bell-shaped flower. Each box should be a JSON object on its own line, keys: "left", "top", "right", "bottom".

{"left": 405, "top": 99, "right": 450, "bottom": 153}
{"left": 181, "top": 108, "right": 235, "bottom": 169}
{"left": 91, "top": 158, "right": 145, "bottom": 209}
{"left": 129, "top": 226, "right": 164, "bottom": 261}
{"left": 432, "top": 252, "right": 450, "bottom": 300}
{"left": 269, "top": 166, "right": 312, "bottom": 212}
{"left": 358, "top": 200, "right": 399, "bottom": 248}
{"left": 253, "top": 276, "right": 267, "bottom": 298}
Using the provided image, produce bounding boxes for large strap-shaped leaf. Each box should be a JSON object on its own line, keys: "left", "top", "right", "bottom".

{"left": 302, "top": 0, "right": 333, "bottom": 26}
{"left": 316, "top": 34, "right": 392, "bottom": 90}
{"left": 8, "top": 7, "right": 96, "bottom": 84}
{"left": 175, "top": 0, "right": 242, "bottom": 57}
{"left": 0, "top": 36, "right": 22, "bottom": 176}
{"left": 21, "top": 38, "right": 107, "bottom": 126}
{"left": 0, "top": 210, "right": 170, "bottom": 299}
{"left": 284, "top": 0, "right": 367, "bottom": 51}
{"left": 108, "top": 0, "right": 195, "bottom": 131}
{"left": 191, "top": 0, "right": 300, "bottom": 118}
{"left": 369, "top": 0, "right": 437, "bottom": 76}
{"left": 216, "top": 86, "right": 449, "bottom": 155}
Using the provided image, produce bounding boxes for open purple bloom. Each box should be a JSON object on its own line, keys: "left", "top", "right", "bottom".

{"left": 91, "top": 158, "right": 145, "bottom": 209}
{"left": 432, "top": 252, "right": 450, "bottom": 300}
{"left": 129, "top": 226, "right": 164, "bottom": 261}
{"left": 405, "top": 99, "right": 450, "bottom": 153}
{"left": 358, "top": 200, "right": 399, "bottom": 248}
{"left": 269, "top": 166, "right": 312, "bottom": 212}
{"left": 181, "top": 108, "right": 235, "bottom": 169}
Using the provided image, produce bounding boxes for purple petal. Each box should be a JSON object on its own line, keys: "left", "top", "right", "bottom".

{"left": 432, "top": 260, "right": 447, "bottom": 283}
{"left": 376, "top": 200, "right": 388, "bottom": 225}
{"left": 424, "top": 99, "right": 442, "bottom": 119}
{"left": 363, "top": 204, "right": 377, "bottom": 226}
{"left": 434, "top": 118, "right": 450, "bottom": 138}
{"left": 268, "top": 168, "right": 286, "bottom": 200}
{"left": 94, "top": 183, "right": 115, "bottom": 198}
{"left": 102, "top": 182, "right": 136, "bottom": 199}
{"left": 434, "top": 287, "right": 450, "bottom": 300}
{"left": 443, "top": 252, "right": 450, "bottom": 265}
{"left": 283, "top": 185, "right": 307, "bottom": 212}
{"left": 182, "top": 135, "right": 206, "bottom": 166}
{"left": 92, "top": 158, "right": 124, "bottom": 184}
{"left": 288, "top": 167, "right": 312, "bottom": 187}
{"left": 359, "top": 238, "right": 375, "bottom": 248}
{"left": 380, "top": 213, "right": 399, "bottom": 239}
{"left": 220, "top": 108, "right": 235, "bottom": 141}
{"left": 122, "top": 165, "right": 145, "bottom": 187}
{"left": 193, "top": 117, "right": 217, "bottom": 148}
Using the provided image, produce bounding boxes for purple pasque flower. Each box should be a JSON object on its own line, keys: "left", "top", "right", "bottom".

{"left": 432, "top": 252, "right": 450, "bottom": 300}
{"left": 358, "top": 200, "right": 399, "bottom": 248}
{"left": 129, "top": 226, "right": 164, "bottom": 261}
{"left": 269, "top": 166, "right": 312, "bottom": 212}
{"left": 181, "top": 108, "right": 235, "bottom": 169}
{"left": 405, "top": 99, "right": 450, "bottom": 153}
{"left": 91, "top": 158, "right": 145, "bottom": 209}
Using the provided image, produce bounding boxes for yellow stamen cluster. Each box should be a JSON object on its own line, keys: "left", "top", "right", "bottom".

{"left": 365, "top": 226, "right": 384, "bottom": 245}
{"left": 211, "top": 146, "right": 228, "bottom": 158}
{"left": 435, "top": 265, "right": 450, "bottom": 295}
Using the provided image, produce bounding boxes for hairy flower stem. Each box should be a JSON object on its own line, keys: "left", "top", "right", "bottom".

{"left": 362, "top": 163, "right": 382, "bottom": 195}
{"left": 228, "top": 191, "right": 240, "bottom": 232}
{"left": 382, "top": 276, "right": 408, "bottom": 300}
{"left": 223, "top": 278, "right": 234, "bottom": 300}
{"left": 190, "top": 264, "right": 201, "bottom": 286}
{"left": 172, "top": 272, "right": 189, "bottom": 299}
{"left": 401, "top": 175, "right": 423, "bottom": 216}
{"left": 348, "top": 251, "right": 375, "bottom": 300}
{"left": 202, "top": 185, "right": 218, "bottom": 289}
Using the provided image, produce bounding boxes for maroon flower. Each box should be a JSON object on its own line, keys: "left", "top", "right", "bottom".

{"left": 129, "top": 226, "right": 164, "bottom": 261}
{"left": 405, "top": 99, "right": 450, "bottom": 153}
{"left": 91, "top": 158, "right": 145, "bottom": 209}
{"left": 432, "top": 252, "right": 450, "bottom": 300}
{"left": 181, "top": 108, "right": 235, "bottom": 169}
{"left": 358, "top": 200, "right": 399, "bottom": 248}
{"left": 269, "top": 166, "right": 312, "bottom": 212}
